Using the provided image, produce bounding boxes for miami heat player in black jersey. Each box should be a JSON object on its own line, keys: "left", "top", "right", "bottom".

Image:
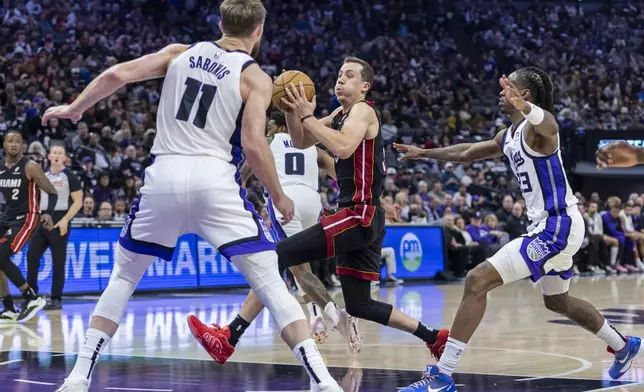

{"left": 0, "top": 131, "right": 58, "bottom": 323}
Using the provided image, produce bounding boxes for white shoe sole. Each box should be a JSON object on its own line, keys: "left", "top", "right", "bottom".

{"left": 17, "top": 298, "right": 46, "bottom": 323}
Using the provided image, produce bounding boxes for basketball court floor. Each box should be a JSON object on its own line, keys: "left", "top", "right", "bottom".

{"left": 2, "top": 275, "right": 644, "bottom": 391}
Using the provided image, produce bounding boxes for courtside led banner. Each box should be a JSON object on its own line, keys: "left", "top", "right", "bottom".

{"left": 9, "top": 226, "right": 445, "bottom": 295}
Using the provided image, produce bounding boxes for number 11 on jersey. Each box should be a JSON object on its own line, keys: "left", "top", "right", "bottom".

{"left": 175, "top": 77, "right": 217, "bottom": 129}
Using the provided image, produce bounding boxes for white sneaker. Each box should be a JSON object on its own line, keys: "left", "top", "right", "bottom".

{"left": 16, "top": 297, "right": 46, "bottom": 323}
{"left": 311, "top": 315, "right": 328, "bottom": 344}
{"left": 637, "top": 260, "right": 644, "bottom": 271}
{"left": 335, "top": 309, "right": 362, "bottom": 355}
{"left": 0, "top": 309, "right": 18, "bottom": 324}
{"left": 55, "top": 379, "right": 89, "bottom": 392}
{"left": 311, "top": 379, "right": 344, "bottom": 392}
{"left": 330, "top": 274, "right": 341, "bottom": 287}
{"left": 572, "top": 265, "right": 581, "bottom": 276}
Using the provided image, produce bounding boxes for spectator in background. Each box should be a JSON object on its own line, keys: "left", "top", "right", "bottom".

{"left": 116, "top": 176, "right": 138, "bottom": 208}
{"left": 443, "top": 214, "right": 468, "bottom": 279}
{"left": 495, "top": 195, "right": 514, "bottom": 225}
{"left": 394, "top": 191, "right": 410, "bottom": 222}
{"left": 119, "top": 145, "right": 143, "bottom": 178}
{"left": 602, "top": 201, "right": 628, "bottom": 273}
{"left": 426, "top": 197, "right": 442, "bottom": 224}
{"left": 621, "top": 202, "right": 643, "bottom": 272}
{"left": 92, "top": 173, "right": 113, "bottom": 206}
{"left": 483, "top": 214, "right": 508, "bottom": 251}
{"left": 113, "top": 199, "right": 128, "bottom": 221}
{"left": 504, "top": 202, "right": 528, "bottom": 240}
{"left": 455, "top": 215, "right": 486, "bottom": 268}
{"left": 440, "top": 163, "right": 460, "bottom": 193}
{"left": 96, "top": 201, "right": 114, "bottom": 222}
{"left": 428, "top": 182, "right": 447, "bottom": 204}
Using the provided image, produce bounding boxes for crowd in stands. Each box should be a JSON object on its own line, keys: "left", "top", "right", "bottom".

{"left": 0, "top": 0, "right": 643, "bottom": 280}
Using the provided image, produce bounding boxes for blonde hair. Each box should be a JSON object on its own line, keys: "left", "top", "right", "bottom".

{"left": 220, "top": 0, "right": 266, "bottom": 37}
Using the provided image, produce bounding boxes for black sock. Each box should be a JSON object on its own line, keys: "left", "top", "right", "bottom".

{"left": 228, "top": 315, "right": 251, "bottom": 347}
{"left": 21, "top": 287, "right": 37, "bottom": 300}
{"left": 1, "top": 296, "right": 16, "bottom": 312}
{"left": 413, "top": 322, "right": 439, "bottom": 345}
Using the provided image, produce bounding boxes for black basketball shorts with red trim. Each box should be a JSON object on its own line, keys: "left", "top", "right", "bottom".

{"left": 0, "top": 213, "right": 40, "bottom": 255}
{"left": 277, "top": 204, "right": 385, "bottom": 281}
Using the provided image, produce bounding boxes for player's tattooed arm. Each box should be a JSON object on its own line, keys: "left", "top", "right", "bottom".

{"left": 394, "top": 130, "right": 505, "bottom": 163}
{"left": 26, "top": 161, "right": 57, "bottom": 229}
{"left": 316, "top": 147, "right": 336, "bottom": 179}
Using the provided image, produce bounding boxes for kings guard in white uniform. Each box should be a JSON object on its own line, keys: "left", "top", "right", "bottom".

{"left": 395, "top": 67, "right": 640, "bottom": 392}
{"left": 43, "top": 1, "right": 342, "bottom": 391}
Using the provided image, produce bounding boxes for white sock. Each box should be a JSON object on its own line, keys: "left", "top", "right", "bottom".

{"left": 596, "top": 319, "right": 627, "bottom": 352}
{"left": 437, "top": 337, "right": 467, "bottom": 377}
{"left": 293, "top": 338, "right": 338, "bottom": 388}
{"left": 324, "top": 302, "right": 340, "bottom": 326}
{"left": 68, "top": 328, "right": 112, "bottom": 381}
{"left": 306, "top": 302, "right": 320, "bottom": 319}
{"left": 610, "top": 246, "right": 619, "bottom": 266}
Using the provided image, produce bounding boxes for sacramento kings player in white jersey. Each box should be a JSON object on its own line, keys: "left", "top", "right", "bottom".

{"left": 395, "top": 67, "right": 640, "bottom": 392}
{"left": 42, "top": 1, "right": 342, "bottom": 391}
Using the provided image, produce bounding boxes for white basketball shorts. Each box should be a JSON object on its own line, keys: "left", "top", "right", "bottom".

{"left": 488, "top": 205, "right": 584, "bottom": 295}
{"left": 119, "top": 155, "right": 275, "bottom": 261}
{"left": 266, "top": 185, "right": 322, "bottom": 241}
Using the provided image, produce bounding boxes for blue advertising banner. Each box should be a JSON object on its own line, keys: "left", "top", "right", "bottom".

{"left": 9, "top": 226, "right": 444, "bottom": 295}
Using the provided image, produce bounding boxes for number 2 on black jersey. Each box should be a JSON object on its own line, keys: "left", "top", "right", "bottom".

{"left": 175, "top": 77, "right": 217, "bottom": 129}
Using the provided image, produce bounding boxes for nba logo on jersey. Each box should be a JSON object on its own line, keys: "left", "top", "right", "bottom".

{"left": 526, "top": 237, "right": 551, "bottom": 262}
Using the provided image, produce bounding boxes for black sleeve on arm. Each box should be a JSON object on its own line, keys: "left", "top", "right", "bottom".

{"left": 44, "top": 193, "right": 58, "bottom": 214}
{"left": 65, "top": 169, "right": 82, "bottom": 192}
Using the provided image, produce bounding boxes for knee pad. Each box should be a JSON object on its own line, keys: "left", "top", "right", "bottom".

{"left": 92, "top": 246, "right": 151, "bottom": 324}
{"left": 231, "top": 251, "right": 306, "bottom": 331}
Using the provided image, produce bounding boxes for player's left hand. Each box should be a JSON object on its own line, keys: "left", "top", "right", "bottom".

{"left": 500, "top": 75, "right": 527, "bottom": 112}
{"left": 40, "top": 214, "right": 54, "bottom": 230}
{"left": 596, "top": 141, "right": 639, "bottom": 168}
{"left": 281, "top": 82, "right": 316, "bottom": 120}
{"left": 41, "top": 104, "right": 83, "bottom": 126}
{"left": 54, "top": 217, "right": 69, "bottom": 236}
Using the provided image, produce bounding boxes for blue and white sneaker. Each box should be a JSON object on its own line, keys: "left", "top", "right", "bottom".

{"left": 400, "top": 366, "right": 456, "bottom": 392}
{"left": 608, "top": 336, "right": 641, "bottom": 379}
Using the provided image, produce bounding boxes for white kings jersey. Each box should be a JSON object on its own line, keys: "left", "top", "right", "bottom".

{"left": 502, "top": 118, "right": 578, "bottom": 223}
{"left": 152, "top": 42, "right": 255, "bottom": 163}
{"left": 270, "top": 133, "right": 319, "bottom": 191}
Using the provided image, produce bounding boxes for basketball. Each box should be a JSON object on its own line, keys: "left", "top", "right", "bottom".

{"left": 272, "top": 70, "right": 315, "bottom": 111}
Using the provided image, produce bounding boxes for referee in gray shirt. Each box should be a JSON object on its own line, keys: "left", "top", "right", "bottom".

{"left": 27, "top": 144, "right": 82, "bottom": 310}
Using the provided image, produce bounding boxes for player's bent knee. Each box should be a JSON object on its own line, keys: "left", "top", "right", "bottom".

{"left": 231, "top": 251, "right": 306, "bottom": 331}
{"left": 464, "top": 262, "right": 503, "bottom": 297}
{"left": 543, "top": 293, "right": 570, "bottom": 314}
{"left": 345, "top": 297, "right": 393, "bottom": 325}
{"left": 93, "top": 273, "right": 136, "bottom": 324}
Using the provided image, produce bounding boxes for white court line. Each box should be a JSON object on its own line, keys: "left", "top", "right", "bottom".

{"left": 585, "top": 382, "right": 644, "bottom": 391}
{"left": 15, "top": 379, "right": 57, "bottom": 386}
{"left": 0, "top": 348, "right": 614, "bottom": 382}
{"left": 0, "top": 359, "right": 22, "bottom": 366}
{"left": 106, "top": 388, "right": 173, "bottom": 392}
{"left": 247, "top": 390, "right": 310, "bottom": 392}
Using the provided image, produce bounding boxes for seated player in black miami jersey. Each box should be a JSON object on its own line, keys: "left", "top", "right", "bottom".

{"left": 0, "top": 130, "right": 59, "bottom": 323}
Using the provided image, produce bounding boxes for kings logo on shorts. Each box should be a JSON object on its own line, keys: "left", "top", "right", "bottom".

{"left": 526, "top": 237, "right": 551, "bottom": 262}
{"left": 400, "top": 233, "right": 422, "bottom": 272}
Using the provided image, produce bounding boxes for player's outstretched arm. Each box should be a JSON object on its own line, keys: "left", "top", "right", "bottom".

{"left": 241, "top": 64, "right": 293, "bottom": 223}
{"left": 596, "top": 141, "right": 644, "bottom": 168}
{"left": 393, "top": 130, "right": 505, "bottom": 163}
{"left": 41, "top": 44, "right": 188, "bottom": 125}
{"left": 316, "top": 147, "right": 337, "bottom": 179}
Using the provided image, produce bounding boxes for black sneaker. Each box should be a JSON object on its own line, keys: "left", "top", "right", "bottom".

{"left": 45, "top": 298, "right": 62, "bottom": 311}
{"left": 16, "top": 297, "right": 46, "bottom": 323}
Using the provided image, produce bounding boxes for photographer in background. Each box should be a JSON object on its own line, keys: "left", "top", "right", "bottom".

{"left": 26, "top": 144, "right": 82, "bottom": 310}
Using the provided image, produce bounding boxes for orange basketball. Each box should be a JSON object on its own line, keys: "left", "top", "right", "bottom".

{"left": 272, "top": 71, "right": 315, "bottom": 111}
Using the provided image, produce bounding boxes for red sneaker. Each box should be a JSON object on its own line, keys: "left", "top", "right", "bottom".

{"left": 187, "top": 314, "right": 235, "bottom": 364}
{"left": 428, "top": 329, "right": 450, "bottom": 361}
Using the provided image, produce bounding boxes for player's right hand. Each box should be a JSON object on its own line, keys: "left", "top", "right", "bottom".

{"left": 392, "top": 143, "right": 426, "bottom": 161}
{"left": 274, "top": 194, "right": 295, "bottom": 225}
{"left": 41, "top": 105, "right": 83, "bottom": 126}
{"left": 40, "top": 214, "right": 54, "bottom": 230}
{"left": 596, "top": 141, "right": 639, "bottom": 168}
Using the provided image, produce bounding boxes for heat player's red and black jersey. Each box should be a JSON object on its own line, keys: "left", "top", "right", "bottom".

{"left": 330, "top": 101, "right": 385, "bottom": 208}
{"left": 0, "top": 156, "right": 39, "bottom": 221}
